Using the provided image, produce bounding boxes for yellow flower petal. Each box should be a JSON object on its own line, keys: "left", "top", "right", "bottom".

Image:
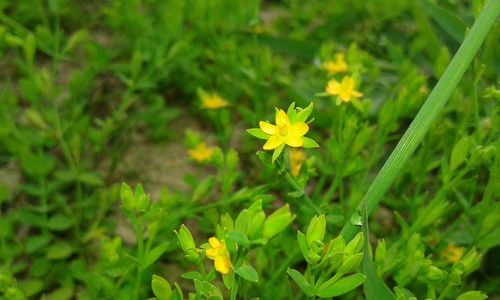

{"left": 214, "top": 255, "right": 231, "bottom": 274}
{"left": 290, "top": 122, "right": 309, "bottom": 137}
{"left": 259, "top": 121, "right": 277, "bottom": 135}
{"left": 208, "top": 237, "right": 221, "bottom": 248}
{"left": 285, "top": 135, "right": 304, "bottom": 147}
{"left": 188, "top": 143, "right": 214, "bottom": 162}
{"left": 275, "top": 110, "right": 290, "bottom": 127}
{"left": 340, "top": 91, "right": 351, "bottom": 102}
{"left": 206, "top": 248, "right": 218, "bottom": 259}
{"left": 263, "top": 135, "right": 283, "bottom": 150}
{"left": 326, "top": 80, "right": 340, "bottom": 95}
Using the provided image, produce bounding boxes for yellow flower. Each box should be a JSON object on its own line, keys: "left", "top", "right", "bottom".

{"left": 188, "top": 143, "right": 214, "bottom": 162}
{"left": 206, "top": 237, "right": 231, "bottom": 274}
{"left": 326, "top": 76, "right": 363, "bottom": 103}
{"left": 441, "top": 244, "right": 465, "bottom": 263}
{"left": 201, "top": 93, "right": 229, "bottom": 109}
{"left": 290, "top": 148, "right": 305, "bottom": 176}
{"left": 259, "top": 110, "right": 309, "bottom": 150}
{"left": 322, "top": 53, "right": 348, "bottom": 74}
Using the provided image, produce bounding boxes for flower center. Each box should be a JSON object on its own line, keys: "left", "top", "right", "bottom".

{"left": 278, "top": 124, "right": 289, "bottom": 136}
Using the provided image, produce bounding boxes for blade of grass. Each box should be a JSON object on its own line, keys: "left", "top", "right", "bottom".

{"left": 340, "top": 0, "right": 500, "bottom": 242}
{"left": 362, "top": 203, "right": 394, "bottom": 300}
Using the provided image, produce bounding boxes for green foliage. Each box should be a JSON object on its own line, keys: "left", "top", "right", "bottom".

{"left": 0, "top": 0, "right": 498, "bottom": 299}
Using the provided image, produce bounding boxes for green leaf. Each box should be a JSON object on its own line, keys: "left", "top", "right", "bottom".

{"left": 302, "top": 137, "right": 319, "bottom": 148}
{"left": 26, "top": 234, "right": 52, "bottom": 253}
{"left": 192, "top": 176, "right": 216, "bottom": 202}
{"left": 317, "top": 273, "right": 366, "bottom": 298}
{"left": 151, "top": 275, "right": 172, "bottom": 300}
{"left": 47, "top": 285, "right": 74, "bottom": 300}
{"left": 295, "top": 102, "right": 314, "bottom": 123}
{"left": 20, "top": 279, "right": 44, "bottom": 297}
{"left": 272, "top": 144, "right": 285, "bottom": 162}
{"left": 236, "top": 265, "right": 259, "bottom": 282}
{"left": 361, "top": 205, "right": 395, "bottom": 300}
{"left": 181, "top": 271, "right": 204, "bottom": 281}
{"left": 226, "top": 231, "right": 249, "bottom": 246}
{"left": 456, "top": 290, "right": 488, "bottom": 300}
{"left": 246, "top": 128, "right": 271, "bottom": 140}
{"left": 297, "top": 231, "right": 309, "bottom": 262}
{"left": 77, "top": 172, "right": 104, "bottom": 186}
{"left": 287, "top": 102, "right": 297, "bottom": 122}
{"left": 142, "top": 242, "right": 170, "bottom": 270}
{"left": 306, "top": 215, "right": 326, "bottom": 248}
{"left": 338, "top": 252, "right": 364, "bottom": 274}
{"left": 287, "top": 190, "right": 304, "bottom": 198}
{"left": 287, "top": 268, "right": 314, "bottom": 296}
{"left": 48, "top": 214, "right": 73, "bottom": 231}
{"left": 47, "top": 242, "right": 73, "bottom": 260}
{"left": 450, "top": 136, "right": 470, "bottom": 171}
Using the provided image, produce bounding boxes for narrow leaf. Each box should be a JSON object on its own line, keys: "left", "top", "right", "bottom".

{"left": 361, "top": 204, "right": 395, "bottom": 300}
{"left": 317, "top": 273, "right": 366, "bottom": 298}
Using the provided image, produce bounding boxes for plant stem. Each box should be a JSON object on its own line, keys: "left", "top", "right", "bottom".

{"left": 284, "top": 171, "right": 323, "bottom": 215}
{"left": 133, "top": 214, "right": 144, "bottom": 300}
{"left": 340, "top": 0, "right": 500, "bottom": 241}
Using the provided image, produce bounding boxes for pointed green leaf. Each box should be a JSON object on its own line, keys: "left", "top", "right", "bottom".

{"left": 287, "top": 268, "right": 314, "bottom": 296}
{"left": 302, "top": 137, "right": 319, "bottom": 148}
{"left": 295, "top": 102, "right": 314, "bottom": 123}
{"left": 317, "top": 273, "right": 366, "bottom": 298}
{"left": 272, "top": 144, "right": 285, "bottom": 162}
{"left": 247, "top": 128, "right": 271, "bottom": 140}
{"left": 236, "top": 265, "right": 259, "bottom": 282}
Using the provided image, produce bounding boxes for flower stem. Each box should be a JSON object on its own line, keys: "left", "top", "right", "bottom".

{"left": 340, "top": 0, "right": 500, "bottom": 241}
{"left": 133, "top": 214, "right": 144, "bottom": 300}
{"left": 284, "top": 171, "right": 323, "bottom": 215}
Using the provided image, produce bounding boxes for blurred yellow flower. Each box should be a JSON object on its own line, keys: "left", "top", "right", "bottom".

{"left": 201, "top": 93, "right": 229, "bottom": 109}
{"left": 322, "top": 53, "right": 348, "bottom": 74}
{"left": 326, "top": 76, "right": 363, "bottom": 103}
{"left": 188, "top": 143, "right": 214, "bottom": 162}
{"left": 206, "top": 237, "right": 231, "bottom": 274}
{"left": 290, "top": 148, "right": 305, "bottom": 176}
{"left": 259, "top": 110, "right": 309, "bottom": 150}
{"left": 441, "top": 244, "right": 465, "bottom": 263}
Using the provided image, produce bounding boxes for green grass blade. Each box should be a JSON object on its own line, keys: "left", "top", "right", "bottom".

{"left": 362, "top": 204, "right": 395, "bottom": 300}
{"left": 340, "top": 0, "right": 500, "bottom": 241}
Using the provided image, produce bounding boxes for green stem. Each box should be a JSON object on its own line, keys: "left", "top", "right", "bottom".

{"left": 284, "top": 171, "right": 322, "bottom": 214}
{"left": 340, "top": 0, "right": 500, "bottom": 241}
{"left": 133, "top": 215, "right": 144, "bottom": 300}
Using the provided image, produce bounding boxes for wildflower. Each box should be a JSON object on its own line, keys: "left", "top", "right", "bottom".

{"left": 441, "top": 244, "right": 465, "bottom": 263}
{"left": 188, "top": 143, "right": 214, "bottom": 162}
{"left": 326, "top": 76, "right": 363, "bottom": 103}
{"left": 206, "top": 237, "right": 231, "bottom": 274}
{"left": 200, "top": 92, "right": 229, "bottom": 109}
{"left": 290, "top": 148, "right": 305, "bottom": 176}
{"left": 247, "top": 102, "right": 319, "bottom": 162}
{"left": 322, "top": 53, "right": 348, "bottom": 74}
{"left": 259, "top": 110, "right": 309, "bottom": 150}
